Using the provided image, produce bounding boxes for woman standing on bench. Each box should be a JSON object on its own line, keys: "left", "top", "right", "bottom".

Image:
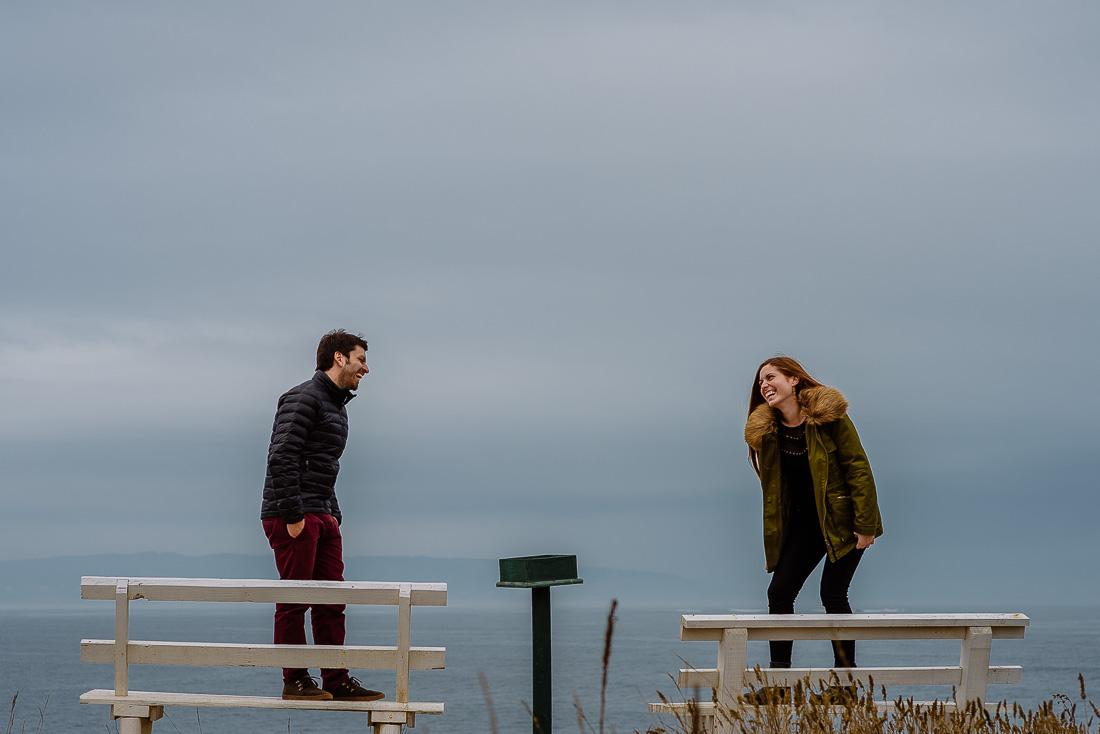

{"left": 744, "top": 356, "right": 883, "bottom": 686}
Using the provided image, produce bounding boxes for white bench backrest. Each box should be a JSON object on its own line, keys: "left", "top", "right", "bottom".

{"left": 81, "top": 577, "right": 447, "bottom": 703}
{"left": 81, "top": 576, "right": 447, "bottom": 605}
{"left": 681, "top": 613, "right": 1028, "bottom": 640}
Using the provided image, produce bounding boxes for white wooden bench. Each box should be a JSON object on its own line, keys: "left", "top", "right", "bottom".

{"left": 79, "top": 576, "right": 447, "bottom": 734}
{"left": 648, "top": 613, "right": 1029, "bottom": 734}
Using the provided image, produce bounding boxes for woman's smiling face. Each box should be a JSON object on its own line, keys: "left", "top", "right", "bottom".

{"left": 758, "top": 363, "right": 799, "bottom": 409}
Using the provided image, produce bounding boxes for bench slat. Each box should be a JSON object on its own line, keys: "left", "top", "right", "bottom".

{"left": 683, "top": 613, "right": 1030, "bottom": 627}
{"left": 81, "top": 577, "right": 447, "bottom": 606}
{"left": 82, "top": 640, "right": 445, "bottom": 671}
{"left": 649, "top": 699, "right": 1007, "bottom": 716}
{"left": 79, "top": 690, "right": 443, "bottom": 714}
{"left": 684, "top": 627, "right": 1026, "bottom": 642}
{"left": 677, "top": 665, "right": 1023, "bottom": 688}
{"left": 681, "top": 614, "right": 1028, "bottom": 642}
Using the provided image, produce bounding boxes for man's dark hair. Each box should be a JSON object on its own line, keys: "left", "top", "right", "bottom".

{"left": 316, "top": 329, "right": 368, "bottom": 371}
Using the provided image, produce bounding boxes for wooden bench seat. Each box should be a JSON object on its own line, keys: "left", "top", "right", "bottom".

{"left": 80, "top": 689, "right": 445, "bottom": 714}
{"left": 674, "top": 664, "right": 1023, "bottom": 689}
{"left": 80, "top": 576, "right": 447, "bottom": 733}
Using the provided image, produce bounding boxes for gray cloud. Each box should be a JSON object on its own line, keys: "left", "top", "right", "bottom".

{"left": 1, "top": 2, "right": 1097, "bottom": 604}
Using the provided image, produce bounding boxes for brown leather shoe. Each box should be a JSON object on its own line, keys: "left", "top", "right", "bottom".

{"left": 282, "top": 675, "right": 333, "bottom": 701}
{"left": 324, "top": 676, "right": 385, "bottom": 702}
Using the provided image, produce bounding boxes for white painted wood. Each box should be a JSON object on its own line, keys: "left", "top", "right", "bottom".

{"left": 683, "top": 625, "right": 1023, "bottom": 642}
{"left": 681, "top": 613, "right": 1028, "bottom": 640}
{"left": 683, "top": 613, "right": 1030, "bottom": 628}
{"left": 115, "top": 580, "right": 129, "bottom": 696}
{"left": 81, "top": 577, "right": 447, "bottom": 606}
{"left": 82, "top": 576, "right": 448, "bottom": 730}
{"left": 106, "top": 700, "right": 163, "bottom": 734}
{"left": 81, "top": 690, "right": 444, "bottom": 715}
{"left": 118, "top": 718, "right": 152, "bottom": 734}
{"left": 109, "top": 703, "right": 164, "bottom": 720}
{"left": 82, "top": 640, "right": 445, "bottom": 670}
{"left": 678, "top": 665, "right": 1023, "bottom": 688}
{"left": 396, "top": 584, "right": 411, "bottom": 703}
{"left": 676, "top": 668, "right": 721, "bottom": 688}
{"left": 374, "top": 724, "right": 402, "bottom": 734}
{"left": 652, "top": 613, "right": 1027, "bottom": 725}
{"left": 714, "top": 627, "right": 747, "bottom": 734}
{"left": 958, "top": 625, "right": 993, "bottom": 704}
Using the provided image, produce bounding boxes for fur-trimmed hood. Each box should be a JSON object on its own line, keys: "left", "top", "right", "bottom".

{"left": 744, "top": 386, "right": 850, "bottom": 451}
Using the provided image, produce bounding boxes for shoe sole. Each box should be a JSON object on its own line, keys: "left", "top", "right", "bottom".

{"left": 282, "top": 693, "right": 334, "bottom": 701}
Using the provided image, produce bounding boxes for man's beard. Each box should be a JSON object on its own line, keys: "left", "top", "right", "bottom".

{"left": 338, "top": 367, "right": 359, "bottom": 390}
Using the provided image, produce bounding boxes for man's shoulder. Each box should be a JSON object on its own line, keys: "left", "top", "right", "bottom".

{"left": 282, "top": 372, "right": 349, "bottom": 407}
{"left": 287, "top": 374, "right": 314, "bottom": 391}
{"left": 278, "top": 374, "right": 325, "bottom": 405}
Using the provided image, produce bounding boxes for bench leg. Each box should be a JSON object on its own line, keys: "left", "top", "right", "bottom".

{"left": 117, "top": 717, "right": 154, "bottom": 734}
{"left": 715, "top": 628, "right": 748, "bottom": 734}
{"left": 111, "top": 704, "right": 163, "bottom": 734}
{"left": 958, "top": 626, "right": 993, "bottom": 705}
{"left": 368, "top": 711, "right": 412, "bottom": 732}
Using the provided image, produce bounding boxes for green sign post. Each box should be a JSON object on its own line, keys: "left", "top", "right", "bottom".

{"left": 498, "top": 555, "right": 583, "bottom": 734}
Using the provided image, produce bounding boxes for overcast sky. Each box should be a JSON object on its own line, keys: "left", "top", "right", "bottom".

{"left": 2, "top": 2, "right": 1097, "bottom": 606}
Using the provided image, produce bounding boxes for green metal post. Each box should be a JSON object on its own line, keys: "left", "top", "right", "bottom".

{"left": 497, "top": 555, "right": 583, "bottom": 734}
{"left": 531, "top": 586, "right": 552, "bottom": 734}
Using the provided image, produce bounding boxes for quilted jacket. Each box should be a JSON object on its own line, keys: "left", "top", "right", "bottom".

{"left": 261, "top": 371, "right": 356, "bottom": 524}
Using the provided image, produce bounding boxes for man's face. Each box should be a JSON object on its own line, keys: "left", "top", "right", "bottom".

{"left": 334, "top": 346, "right": 368, "bottom": 390}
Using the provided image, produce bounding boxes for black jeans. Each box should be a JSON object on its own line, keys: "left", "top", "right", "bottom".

{"left": 767, "top": 522, "right": 864, "bottom": 668}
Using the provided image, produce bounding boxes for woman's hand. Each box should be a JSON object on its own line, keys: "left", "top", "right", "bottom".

{"left": 855, "top": 532, "right": 875, "bottom": 550}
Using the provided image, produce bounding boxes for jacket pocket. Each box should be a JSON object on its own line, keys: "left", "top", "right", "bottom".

{"left": 821, "top": 435, "right": 846, "bottom": 493}
{"left": 825, "top": 495, "right": 855, "bottom": 537}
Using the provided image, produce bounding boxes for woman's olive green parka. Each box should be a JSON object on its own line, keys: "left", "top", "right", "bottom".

{"left": 744, "top": 386, "right": 883, "bottom": 573}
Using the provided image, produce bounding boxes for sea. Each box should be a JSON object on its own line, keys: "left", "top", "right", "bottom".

{"left": 2, "top": 602, "right": 1098, "bottom": 733}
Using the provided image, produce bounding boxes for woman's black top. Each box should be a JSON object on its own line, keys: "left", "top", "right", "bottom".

{"left": 778, "top": 422, "right": 820, "bottom": 536}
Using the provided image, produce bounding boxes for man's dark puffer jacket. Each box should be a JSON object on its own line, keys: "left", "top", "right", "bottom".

{"left": 261, "top": 371, "right": 355, "bottom": 525}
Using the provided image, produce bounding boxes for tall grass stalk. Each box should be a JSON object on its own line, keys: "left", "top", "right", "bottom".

{"left": 600, "top": 599, "right": 619, "bottom": 734}
{"left": 33, "top": 695, "right": 47, "bottom": 734}
{"left": 5, "top": 692, "right": 49, "bottom": 734}
{"left": 161, "top": 708, "right": 184, "bottom": 733}
{"left": 522, "top": 699, "right": 544, "bottom": 734}
{"left": 479, "top": 670, "right": 500, "bottom": 734}
{"left": 572, "top": 599, "right": 620, "bottom": 734}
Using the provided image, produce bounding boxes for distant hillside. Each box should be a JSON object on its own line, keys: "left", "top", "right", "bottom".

{"left": 0, "top": 552, "right": 734, "bottom": 609}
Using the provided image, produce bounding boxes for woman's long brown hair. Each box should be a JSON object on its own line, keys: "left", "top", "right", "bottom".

{"left": 747, "top": 356, "right": 824, "bottom": 474}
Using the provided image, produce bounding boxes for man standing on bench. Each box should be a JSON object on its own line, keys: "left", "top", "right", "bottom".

{"left": 260, "top": 329, "right": 384, "bottom": 702}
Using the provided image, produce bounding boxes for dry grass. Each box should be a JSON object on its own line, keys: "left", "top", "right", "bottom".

{"left": 5, "top": 692, "right": 48, "bottom": 734}
{"left": 643, "top": 672, "right": 1100, "bottom": 734}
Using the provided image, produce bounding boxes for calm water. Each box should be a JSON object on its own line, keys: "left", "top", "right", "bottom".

{"left": 2, "top": 602, "right": 1097, "bottom": 733}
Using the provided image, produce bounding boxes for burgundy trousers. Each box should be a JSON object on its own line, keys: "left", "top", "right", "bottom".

{"left": 262, "top": 513, "right": 349, "bottom": 686}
